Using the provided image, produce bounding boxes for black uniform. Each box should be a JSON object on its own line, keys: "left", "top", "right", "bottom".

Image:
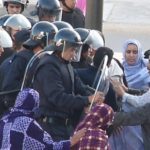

{"left": 0, "top": 48, "right": 14, "bottom": 65}
{"left": 1, "top": 49, "right": 34, "bottom": 111}
{"left": 33, "top": 53, "right": 91, "bottom": 141}
{"left": 62, "top": 8, "right": 85, "bottom": 28}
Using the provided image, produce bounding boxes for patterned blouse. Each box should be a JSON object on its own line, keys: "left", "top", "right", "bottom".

{"left": 0, "top": 88, "right": 70, "bottom": 150}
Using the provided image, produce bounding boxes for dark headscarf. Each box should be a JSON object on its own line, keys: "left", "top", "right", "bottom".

{"left": 94, "top": 47, "right": 114, "bottom": 68}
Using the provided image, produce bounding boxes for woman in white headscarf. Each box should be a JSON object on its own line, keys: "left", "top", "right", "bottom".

{"left": 109, "top": 39, "right": 146, "bottom": 150}
{"left": 122, "top": 39, "right": 150, "bottom": 90}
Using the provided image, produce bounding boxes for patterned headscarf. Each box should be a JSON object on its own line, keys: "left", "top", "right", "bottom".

{"left": 72, "top": 103, "right": 114, "bottom": 150}
{"left": 2, "top": 88, "right": 39, "bottom": 120}
{"left": 13, "top": 88, "right": 39, "bottom": 113}
{"left": 0, "top": 88, "right": 71, "bottom": 149}
{"left": 122, "top": 39, "right": 150, "bottom": 89}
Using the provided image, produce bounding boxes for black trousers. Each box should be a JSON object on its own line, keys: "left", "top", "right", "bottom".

{"left": 38, "top": 120, "right": 73, "bottom": 142}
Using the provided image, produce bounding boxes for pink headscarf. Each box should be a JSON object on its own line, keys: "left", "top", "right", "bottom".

{"left": 76, "top": 0, "right": 86, "bottom": 16}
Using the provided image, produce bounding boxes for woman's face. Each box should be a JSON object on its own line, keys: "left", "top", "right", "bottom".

{"left": 125, "top": 44, "right": 138, "bottom": 65}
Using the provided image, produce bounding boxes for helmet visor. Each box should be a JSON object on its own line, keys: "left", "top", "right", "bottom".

{"left": 62, "top": 41, "right": 82, "bottom": 62}
{"left": 84, "top": 30, "right": 104, "bottom": 50}
{"left": 3, "top": 14, "right": 31, "bottom": 30}
{"left": 92, "top": 55, "right": 110, "bottom": 96}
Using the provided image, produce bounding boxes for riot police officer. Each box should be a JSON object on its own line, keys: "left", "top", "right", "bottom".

{"left": 0, "top": 27, "right": 13, "bottom": 115}
{"left": 3, "top": 14, "right": 31, "bottom": 41}
{"left": 71, "top": 28, "right": 105, "bottom": 68}
{"left": 2, "top": 0, "right": 36, "bottom": 26}
{"left": 0, "top": 14, "right": 31, "bottom": 65}
{"left": 35, "top": 0, "right": 62, "bottom": 22}
{"left": 3, "top": 0, "right": 28, "bottom": 14}
{"left": 32, "top": 28, "right": 104, "bottom": 141}
{"left": 1, "top": 21, "right": 58, "bottom": 114}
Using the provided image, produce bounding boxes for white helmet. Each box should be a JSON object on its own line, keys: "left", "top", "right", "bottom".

{"left": 0, "top": 27, "right": 12, "bottom": 48}
{"left": 3, "top": 14, "right": 31, "bottom": 31}
{"left": 3, "top": 0, "right": 28, "bottom": 6}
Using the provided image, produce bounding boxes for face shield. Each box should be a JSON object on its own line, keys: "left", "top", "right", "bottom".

{"left": 3, "top": 14, "right": 31, "bottom": 31}
{"left": 92, "top": 55, "right": 110, "bottom": 96}
{"left": 61, "top": 41, "right": 82, "bottom": 62}
{"left": 84, "top": 30, "right": 104, "bottom": 50}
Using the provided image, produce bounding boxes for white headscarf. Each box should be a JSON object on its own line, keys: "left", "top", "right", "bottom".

{"left": 122, "top": 39, "right": 150, "bottom": 89}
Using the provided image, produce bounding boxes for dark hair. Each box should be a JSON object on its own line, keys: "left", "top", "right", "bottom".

{"left": 93, "top": 47, "right": 114, "bottom": 68}
{"left": 144, "top": 49, "right": 150, "bottom": 59}
{"left": 13, "top": 29, "right": 30, "bottom": 51}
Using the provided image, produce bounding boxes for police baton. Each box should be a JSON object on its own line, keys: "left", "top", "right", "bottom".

{"left": 88, "top": 55, "right": 108, "bottom": 111}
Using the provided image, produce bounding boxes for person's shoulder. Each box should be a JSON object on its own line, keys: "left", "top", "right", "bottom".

{"left": 37, "top": 54, "right": 59, "bottom": 69}
{"left": 74, "top": 7, "right": 84, "bottom": 15}
{"left": 16, "top": 49, "right": 32, "bottom": 54}
{"left": 16, "top": 49, "right": 34, "bottom": 59}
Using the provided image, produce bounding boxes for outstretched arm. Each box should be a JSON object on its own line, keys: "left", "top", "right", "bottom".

{"left": 113, "top": 103, "right": 150, "bottom": 126}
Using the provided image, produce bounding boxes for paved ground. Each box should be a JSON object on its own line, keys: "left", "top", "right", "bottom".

{"left": 103, "top": 0, "right": 150, "bottom": 60}
{"left": 0, "top": 0, "right": 150, "bottom": 60}
{"left": 104, "top": 0, "right": 150, "bottom": 24}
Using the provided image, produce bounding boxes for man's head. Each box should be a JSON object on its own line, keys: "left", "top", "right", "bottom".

{"left": 23, "top": 21, "right": 58, "bottom": 51}
{"left": 36, "top": 0, "right": 62, "bottom": 22}
{"left": 75, "top": 28, "right": 105, "bottom": 63}
{"left": 3, "top": 0, "right": 28, "bottom": 14}
{"left": 3, "top": 14, "right": 31, "bottom": 40}
{"left": 54, "top": 28, "right": 83, "bottom": 62}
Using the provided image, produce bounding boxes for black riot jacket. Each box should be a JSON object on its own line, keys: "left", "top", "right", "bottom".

{"left": 0, "top": 49, "right": 34, "bottom": 115}
{"left": 33, "top": 54, "right": 90, "bottom": 119}
{"left": 62, "top": 8, "right": 85, "bottom": 28}
{"left": 2, "top": 49, "right": 34, "bottom": 91}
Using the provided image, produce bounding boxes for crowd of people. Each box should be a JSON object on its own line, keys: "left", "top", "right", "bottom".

{"left": 0, "top": 0, "right": 150, "bottom": 149}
